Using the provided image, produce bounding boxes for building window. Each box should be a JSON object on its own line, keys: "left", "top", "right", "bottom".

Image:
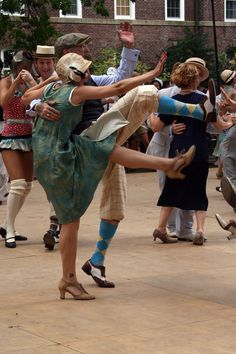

{"left": 114, "top": 0, "right": 135, "bottom": 19}
{"left": 225, "top": 0, "right": 236, "bottom": 21}
{"left": 60, "top": 0, "right": 82, "bottom": 18}
{"left": 165, "top": 0, "right": 185, "bottom": 21}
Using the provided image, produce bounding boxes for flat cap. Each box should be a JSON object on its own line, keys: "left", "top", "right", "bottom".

{"left": 55, "top": 33, "right": 92, "bottom": 58}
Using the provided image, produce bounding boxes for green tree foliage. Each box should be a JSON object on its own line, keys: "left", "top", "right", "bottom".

{"left": 91, "top": 47, "right": 149, "bottom": 75}
{"left": 0, "top": 1, "right": 74, "bottom": 50}
{"left": 0, "top": 0, "right": 136, "bottom": 49}
{"left": 165, "top": 28, "right": 214, "bottom": 79}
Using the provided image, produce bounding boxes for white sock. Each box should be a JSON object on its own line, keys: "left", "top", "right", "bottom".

{"left": 6, "top": 179, "right": 27, "bottom": 242}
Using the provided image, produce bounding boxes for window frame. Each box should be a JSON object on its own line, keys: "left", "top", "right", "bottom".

{"left": 60, "top": 0, "right": 82, "bottom": 18}
{"left": 114, "top": 0, "right": 135, "bottom": 20}
{"left": 225, "top": 0, "right": 236, "bottom": 22}
{"left": 165, "top": 0, "right": 185, "bottom": 21}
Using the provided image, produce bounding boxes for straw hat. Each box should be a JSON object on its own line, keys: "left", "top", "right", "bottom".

{"left": 185, "top": 57, "right": 209, "bottom": 82}
{"left": 33, "top": 45, "right": 55, "bottom": 59}
{"left": 56, "top": 53, "right": 92, "bottom": 83}
{"left": 221, "top": 69, "right": 236, "bottom": 84}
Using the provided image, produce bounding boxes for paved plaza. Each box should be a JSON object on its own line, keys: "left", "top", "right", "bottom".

{"left": 0, "top": 168, "right": 236, "bottom": 354}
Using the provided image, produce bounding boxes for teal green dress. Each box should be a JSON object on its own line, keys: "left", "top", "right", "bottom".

{"left": 32, "top": 83, "right": 116, "bottom": 224}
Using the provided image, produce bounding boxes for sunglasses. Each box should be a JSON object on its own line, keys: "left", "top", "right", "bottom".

{"left": 69, "top": 66, "right": 87, "bottom": 79}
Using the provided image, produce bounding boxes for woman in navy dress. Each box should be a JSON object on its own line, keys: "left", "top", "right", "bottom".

{"left": 151, "top": 62, "right": 233, "bottom": 245}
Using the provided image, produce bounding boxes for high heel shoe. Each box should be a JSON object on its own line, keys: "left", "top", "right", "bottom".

{"left": 58, "top": 278, "right": 95, "bottom": 300}
{"left": 166, "top": 145, "right": 196, "bottom": 180}
{"left": 220, "top": 176, "right": 236, "bottom": 210}
{"left": 215, "top": 214, "right": 236, "bottom": 240}
{"left": 153, "top": 229, "right": 178, "bottom": 243}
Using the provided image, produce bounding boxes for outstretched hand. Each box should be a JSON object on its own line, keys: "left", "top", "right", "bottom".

{"left": 219, "top": 87, "right": 236, "bottom": 113}
{"left": 118, "top": 22, "right": 134, "bottom": 48}
{"left": 153, "top": 51, "right": 168, "bottom": 77}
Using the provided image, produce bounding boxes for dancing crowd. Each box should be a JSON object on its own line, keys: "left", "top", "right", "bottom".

{"left": 0, "top": 22, "right": 235, "bottom": 300}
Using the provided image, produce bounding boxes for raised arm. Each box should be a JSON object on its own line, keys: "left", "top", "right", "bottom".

{"left": 22, "top": 75, "right": 58, "bottom": 105}
{"left": 72, "top": 52, "right": 167, "bottom": 104}
{"left": 219, "top": 87, "right": 236, "bottom": 113}
{"left": 0, "top": 70, "right": 36, "bottom": 107}
{"left": 0, "top": 76, "right": 16, "bottom": 106}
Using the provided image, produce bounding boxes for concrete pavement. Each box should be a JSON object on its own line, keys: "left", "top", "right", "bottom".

{"left": 0, "top": 168, "right": 236, "bottom": 354}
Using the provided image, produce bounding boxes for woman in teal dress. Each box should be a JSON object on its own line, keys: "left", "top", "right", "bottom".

{"left": 22, "top": 52, "right": 212, "bottom": 301}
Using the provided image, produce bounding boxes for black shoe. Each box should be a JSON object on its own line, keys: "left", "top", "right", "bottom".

{"left": 43, "top": 230, "right": 59, "bottom": 251}
{"left": 82, "top": 259, "right": 115, "bottom": 288}
{"left": 216, "top": 186, "right": 222, "bottom": 193}
{"left": 0, "top": 227, "right": 27, "bottom": 241}
{"left": 5, "top": 236, "right": 16, "bottom": 248}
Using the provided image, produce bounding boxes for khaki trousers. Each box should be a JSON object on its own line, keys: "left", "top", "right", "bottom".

{"left": 100, "top": 85, "right": 158, "bottom": 221}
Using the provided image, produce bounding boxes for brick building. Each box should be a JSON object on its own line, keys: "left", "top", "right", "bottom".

{"left": 1, "top": 0, "right": 236, "bottom": 67}
{"left": 51, "top": 0, "right": 236, "bottom": 66}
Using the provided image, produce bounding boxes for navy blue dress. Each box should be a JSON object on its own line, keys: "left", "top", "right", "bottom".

{"left": 157, "top": 92, "right": 209, "bottom": 211}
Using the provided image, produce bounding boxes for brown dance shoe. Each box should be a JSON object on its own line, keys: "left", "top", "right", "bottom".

{"left": 153, "top": 229, "right": 178, "bottom": 243}
{"left": 58, "top": 278, "right": 95, "bottom": 300}
{"left": 166, "top": 145, "right": 196, "bottom": 180}
{"left": 82, "top": 259, "right": 115, "bottom": 288}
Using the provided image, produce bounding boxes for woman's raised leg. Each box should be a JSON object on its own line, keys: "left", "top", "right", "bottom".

{"left": 109, "top": 144, "right": 195, "bottom": 179}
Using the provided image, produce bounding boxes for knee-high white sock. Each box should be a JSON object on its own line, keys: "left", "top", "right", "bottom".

{"left": 6, "top": 179, "right": 27, "bottom": 242}
{"left": 14, "top": 181, "right": 32, "bottom": 237}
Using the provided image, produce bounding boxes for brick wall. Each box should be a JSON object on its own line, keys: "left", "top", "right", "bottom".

{"left": 50, "top": 0, "right": 236, "bottom": 66}
{"left": 2, "top": 0, "right": 235, "bottom": 68}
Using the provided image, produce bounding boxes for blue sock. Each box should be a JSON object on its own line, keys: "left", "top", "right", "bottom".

{"left": 158, "top": 96, "right": 204, "bottom": 121}
{"left": 91, "top": 220, "right": 118, "bottom": 266}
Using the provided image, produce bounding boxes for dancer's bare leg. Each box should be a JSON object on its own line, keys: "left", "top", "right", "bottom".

{"left": 157, "top": 207, "right": 174, "bottom": 234}
{"left": 152, "top": 206, "right": 177, "bottom": 244}
{"left": 195, "top": 210, "right": 206, "bottom": 234}
{"left": 60, "top": 221, "right": 79, "bottom": 280}
{"left": 193, "top": 210, "right": 207, "bottom": 246}
{"left": 109, "top": 145, "right": 195, "bottom": 178}
{"left": 58, "top": 220, "right": 95, "bottom": 300}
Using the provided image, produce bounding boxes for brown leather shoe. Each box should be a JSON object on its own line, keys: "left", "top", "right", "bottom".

{"left": 153, "top": 229, "right": 178, "bottom": 243}
{"left": 82, "top": 259, "right": 115, "bottom": 288}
